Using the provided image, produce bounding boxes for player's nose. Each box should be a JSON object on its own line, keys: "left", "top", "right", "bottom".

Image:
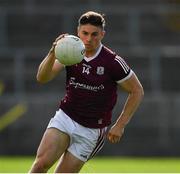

{"left": 86, "top": 35, "right": 92, "bottom": 42}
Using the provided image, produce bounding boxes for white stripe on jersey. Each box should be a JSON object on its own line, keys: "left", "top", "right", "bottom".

{"left": 117, "top": 70, "right": 133, "bottom": 84}
{"left": 115, "top": 55, "right": 129, "bottom": 73}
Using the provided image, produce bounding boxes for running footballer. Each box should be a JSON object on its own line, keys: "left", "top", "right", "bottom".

{"left": 29, "top": 11, "right": 144, "bottom": 173}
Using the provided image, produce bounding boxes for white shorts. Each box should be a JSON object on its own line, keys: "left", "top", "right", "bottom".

{"left": 47, "top": 109, "right": 107, "bottom": 162}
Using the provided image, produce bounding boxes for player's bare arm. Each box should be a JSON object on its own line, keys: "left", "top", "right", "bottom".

{"left": 107, "top": 72, "right": 144, "bottom": 143}
{"left": 37, "top": 34, "right": 67, "bottom": 83}
{"left": 37, "top": 53, "right": 64, "bottom": 83}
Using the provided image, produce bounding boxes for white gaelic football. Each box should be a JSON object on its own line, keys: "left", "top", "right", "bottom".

{"left": 55, "top": 35, "right": 85, "bottom": 66}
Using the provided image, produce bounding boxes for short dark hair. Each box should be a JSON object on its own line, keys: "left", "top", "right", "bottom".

{"left": 78, "top": 11, "right": 105, "bottom": 30}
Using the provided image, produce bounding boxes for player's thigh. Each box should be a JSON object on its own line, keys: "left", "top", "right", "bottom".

{"left": 36, "top": 128, "right": 70, "bottom": 164}
{"left": 55, "top": 151, "right": 85, "bottom": 173}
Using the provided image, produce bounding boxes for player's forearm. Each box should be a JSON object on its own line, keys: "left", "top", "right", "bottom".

{"left": 116, "top": 87, "right": 144, "bottom": 128}
{"left": 37, "top": 52, "right": 56, "bottom": 83}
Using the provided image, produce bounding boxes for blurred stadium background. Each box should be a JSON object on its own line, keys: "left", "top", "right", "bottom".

{"left": 0, "top": 0, "right": 180, "bottom": 160}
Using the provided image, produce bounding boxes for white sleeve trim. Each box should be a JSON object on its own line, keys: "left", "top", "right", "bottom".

{"left": 116, "top": 70, "right": 133, "bottom": 84}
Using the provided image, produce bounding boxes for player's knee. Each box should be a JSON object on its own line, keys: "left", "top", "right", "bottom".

{"left": 32, "top": 156, "right": 51, "bottom": 172}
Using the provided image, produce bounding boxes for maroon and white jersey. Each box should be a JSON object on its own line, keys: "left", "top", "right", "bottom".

{"left": 60, "top": 44, "right": 133, "bottom": 128}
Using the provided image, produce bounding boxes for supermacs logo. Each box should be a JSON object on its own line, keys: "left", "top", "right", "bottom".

{"left": 69, "top": 77, "right": 104, "bottom": 92}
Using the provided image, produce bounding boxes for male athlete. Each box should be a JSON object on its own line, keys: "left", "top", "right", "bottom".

{"left": 29, "top": 11, "right": 144, "bottom": 173}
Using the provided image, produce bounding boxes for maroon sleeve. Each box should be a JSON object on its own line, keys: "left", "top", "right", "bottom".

{"left": 108, "top": 55, "right": 132, "bottom": 82}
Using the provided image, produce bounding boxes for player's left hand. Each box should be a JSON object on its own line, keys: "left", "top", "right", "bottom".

{"left": 107, "top": 124, "right": 124, "bottom": 143}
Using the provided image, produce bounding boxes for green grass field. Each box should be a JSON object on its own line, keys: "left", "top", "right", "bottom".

{"left": 0, "top": 156, "right": 180, "bottom": 173}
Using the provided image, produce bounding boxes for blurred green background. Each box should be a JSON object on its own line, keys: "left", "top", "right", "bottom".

{"left": 0, "top": 157, "right": 180, "bottom": 173}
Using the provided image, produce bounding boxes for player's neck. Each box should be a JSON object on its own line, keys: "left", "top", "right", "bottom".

{"left": 85, "top": 44, "right": 101, "bottom": 58}
{"left": 85, "top": 51, "right": 95, "bottom": 58}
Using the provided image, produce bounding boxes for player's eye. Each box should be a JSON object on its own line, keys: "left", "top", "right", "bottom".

{"left": 82, "top": 31, "right": 88, "bottom": 35}
{"left": 92, "top": 32, "right": 98, "bottom": 37}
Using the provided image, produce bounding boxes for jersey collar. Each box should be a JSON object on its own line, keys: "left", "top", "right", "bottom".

{"left": 84, "top": 44, "right": 103, "bottom": 62}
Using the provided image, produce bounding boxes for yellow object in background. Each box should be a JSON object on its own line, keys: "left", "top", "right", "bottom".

{"left": 0, "top": 103, "right": 27, "bottom": 131}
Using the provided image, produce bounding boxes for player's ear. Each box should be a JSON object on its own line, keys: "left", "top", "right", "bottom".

{"left": 77, "top": 26, "right": 80, "bottom": 37}
{"left": 101, "top": 30, "right": 105, "bottom": 39}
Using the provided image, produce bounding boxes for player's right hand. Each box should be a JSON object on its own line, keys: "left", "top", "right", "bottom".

{"left": 49, "top": 33, "right": 69, "bottom": 54}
